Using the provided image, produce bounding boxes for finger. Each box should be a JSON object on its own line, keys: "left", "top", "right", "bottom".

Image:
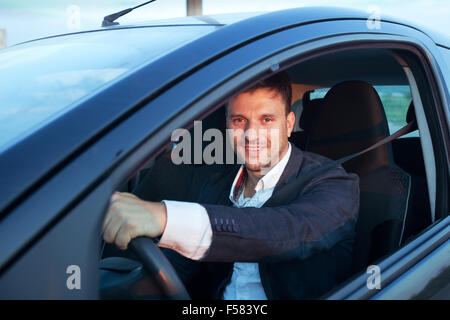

{"left": 102, "top": 197, "right": 126, "bottom": 238}
{"left": 102, "top": 204, "right": 114, "bottom": 235}
{"left": 110, "top": 194, "right": 139, "bottom": 208}
{"left": 119, "top": 192, "right": 138, "bottom": 199}
{"left": 102, "top": 192, "right": 124, "bottom": 234}
{"left": 103, "top": 213, "right": 124, "bottom": 244}
{"left": 114, "top": 223, "right": 133, "bottom": 250}
{"left": 111, "top": 191, "right": 123, "bottom": 201}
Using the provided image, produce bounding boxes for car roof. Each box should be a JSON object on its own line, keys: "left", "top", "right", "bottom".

{"left": 125, "top": 8, "right": 450, "bottom": 47}
{"left": 14, "top": 12, "right": 261, "bottom": 46}
{"left": 114, "top": 11, "right": 265, "bottom": 27}
{"left": 17, "top": 7, "right": 450, "bottom": 48}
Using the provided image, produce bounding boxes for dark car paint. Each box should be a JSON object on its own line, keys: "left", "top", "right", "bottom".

{"left": 327, "top": 216, "right": 450, "bottom": 299}
{"left": 0, "top": 8, "right": 449, "bottom": 299}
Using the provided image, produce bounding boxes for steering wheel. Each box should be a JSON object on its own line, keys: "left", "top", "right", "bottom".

{"left": 124, "top": 236, "right": 190, "bottom": 300}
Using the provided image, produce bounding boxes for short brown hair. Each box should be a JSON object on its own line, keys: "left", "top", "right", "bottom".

{"left": 240, "top": 71, "right": 292, "bottom": 115}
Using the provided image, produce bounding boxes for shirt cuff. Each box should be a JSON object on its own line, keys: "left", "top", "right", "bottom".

{"left": 158, "top": 200, "right": 212, "bottom": 260}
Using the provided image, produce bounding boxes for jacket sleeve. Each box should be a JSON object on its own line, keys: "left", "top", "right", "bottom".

{"left": 199, "top": 165, "right": 360, "bottom": 263}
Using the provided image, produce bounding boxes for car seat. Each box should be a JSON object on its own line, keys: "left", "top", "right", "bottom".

{"left": 305, "top": 80, "right": 412, "bottom": 273}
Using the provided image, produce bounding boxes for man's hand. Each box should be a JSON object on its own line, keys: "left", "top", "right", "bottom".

{"left": 102, "top": 192, "right": 167, "bottom": 250}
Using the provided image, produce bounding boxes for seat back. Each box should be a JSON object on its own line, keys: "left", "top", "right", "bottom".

{"left": 289, "top": 90, "right": 324, "bottom": 150}
{"left": 134, "top": 106, "right": 229, "bottom": 202}
{"left": 306, "top": 80, "right": 411, "bottom": 272}
{"left": 391, "top": 102, "right": 431, "bottom": 243}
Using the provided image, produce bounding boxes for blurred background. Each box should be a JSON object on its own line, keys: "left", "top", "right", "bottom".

{"left": 0, "top": 0, "right": 449, "bottom": 48}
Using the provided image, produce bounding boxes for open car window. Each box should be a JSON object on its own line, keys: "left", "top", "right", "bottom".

{"left": 106, "top": 44, "right": 446, "bottom": 300}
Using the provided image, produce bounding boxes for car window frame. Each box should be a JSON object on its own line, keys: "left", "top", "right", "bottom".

{"left": 1, "top": 19, "right": 448, "bottom": 299}
{"left": 107, "top": 33, "right": 448, "bottom": 298}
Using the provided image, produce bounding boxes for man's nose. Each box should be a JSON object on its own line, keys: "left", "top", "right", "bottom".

{"left": 244, "top": 121, "right": 264, "bottom": 143}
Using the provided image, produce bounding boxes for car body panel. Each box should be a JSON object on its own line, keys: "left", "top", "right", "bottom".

{"left": 0, "top": 7, "right": 449, "bottom": 299}
{"left": 326, "top": 216, "right": 450, "bottom": 299}
{"left": 374, "top": 239, "right": 450, "bottom": 299}
{"left": 0, "top": 181, "right": 109, "bottom": 299}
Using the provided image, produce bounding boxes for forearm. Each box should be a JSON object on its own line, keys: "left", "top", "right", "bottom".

{"left": 157, "top": 201, "right": 212, "bottom": 260}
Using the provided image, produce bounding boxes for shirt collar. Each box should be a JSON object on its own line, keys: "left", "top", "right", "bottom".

{"left": 256, "top": 142, "right": 292, "bottom": 191}
{"left": 229, "top": 142, "right": 292, "bottom": 202}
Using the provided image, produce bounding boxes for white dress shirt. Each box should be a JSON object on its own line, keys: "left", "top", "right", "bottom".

{"left": 158, "top": 143, "right": 292, "bottom": 300}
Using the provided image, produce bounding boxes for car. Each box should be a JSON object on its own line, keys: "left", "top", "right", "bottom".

{"left": 0, "top": 6, "right": 448, "bottom": 300}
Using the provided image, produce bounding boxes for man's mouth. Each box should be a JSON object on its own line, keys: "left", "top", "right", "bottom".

{"left": 245, "top": 145, "right": 261, "bottom": 151}
{"left": 244, "top": 145, "right": 269, "bottom": 157}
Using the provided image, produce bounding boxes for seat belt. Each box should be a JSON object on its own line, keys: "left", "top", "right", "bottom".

{"left": 266, "top": 120, "right": 417, "bottom": 206}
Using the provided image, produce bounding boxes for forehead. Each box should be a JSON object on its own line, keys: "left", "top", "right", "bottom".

{"left": 229, "top": 88, "right": 284, "bottom": 113}
{"left": 232, "top": 87, "right": 281, "bottom": 102}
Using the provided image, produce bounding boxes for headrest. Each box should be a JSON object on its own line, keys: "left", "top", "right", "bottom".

{"left": 308, "top": 80, "right": 394, "bottom": 176}
{"left": 299, "top": 90, "right": 323, "bottom": 132}
{"left": 176, "top": 106, "right": 227, "bottom": 165}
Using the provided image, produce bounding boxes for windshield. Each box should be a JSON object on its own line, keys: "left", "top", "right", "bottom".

{"left": 0, "top": 26, "right": 215, "bottom": 153}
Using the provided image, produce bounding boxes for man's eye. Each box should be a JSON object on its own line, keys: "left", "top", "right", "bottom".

{"left": 263, "top": 118, "right": 273, "bottom": 123}
{"left": 233, "top": 118, "right": 245, "bottom": 125}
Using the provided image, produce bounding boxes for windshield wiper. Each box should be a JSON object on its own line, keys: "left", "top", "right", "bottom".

{"left": 102, "top": 0, "right": 157, "bottom": 27}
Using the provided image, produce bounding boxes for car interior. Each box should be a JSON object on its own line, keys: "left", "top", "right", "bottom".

{"left": 100, "top": 47, "right": 434, "bottom": 299}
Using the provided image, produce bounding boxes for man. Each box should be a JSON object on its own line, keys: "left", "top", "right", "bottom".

{"left": 102, "top": 72, "right": 360, "bottom": 299}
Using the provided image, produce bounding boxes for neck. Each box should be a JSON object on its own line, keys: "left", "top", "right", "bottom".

{"left": 244, "top": 143, "right": 290, "bottom": 190}
{"left": 245, "top": 170, "right": 261, "bottom": 191}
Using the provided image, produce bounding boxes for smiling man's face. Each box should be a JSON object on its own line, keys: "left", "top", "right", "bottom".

{"left": 227, "top": 87, "right": 295, "bottom": 175}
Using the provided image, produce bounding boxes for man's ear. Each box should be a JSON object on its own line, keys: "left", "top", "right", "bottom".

{"left": 286, "top": 111, "right": 295, "bottom": 137}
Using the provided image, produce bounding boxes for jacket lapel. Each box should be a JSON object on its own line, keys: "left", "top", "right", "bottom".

{"left": 264, "top": 145, "right": 305, "bottom": 207}
{"left": 275, "top": 144, "right": 304, "bottom": 187}
{"left": 198, "top": 165, "right": 238, "bottom": 206}
{"left": 200, "top": 144, "right": 304, "bottom": 206}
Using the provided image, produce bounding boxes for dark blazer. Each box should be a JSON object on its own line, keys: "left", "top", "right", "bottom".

{"left": 162, "top": 144, "right": 360, "bottom": 299}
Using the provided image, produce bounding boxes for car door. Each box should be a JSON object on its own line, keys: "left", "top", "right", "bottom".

{"left": 326, "top": 216, "right": 450, "bottom": 299}
{"left": 326, "top": 32, "right": 450, "bottom": 300}
{"left": 0, "top": 11, "right": 448, "bottom": 299}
